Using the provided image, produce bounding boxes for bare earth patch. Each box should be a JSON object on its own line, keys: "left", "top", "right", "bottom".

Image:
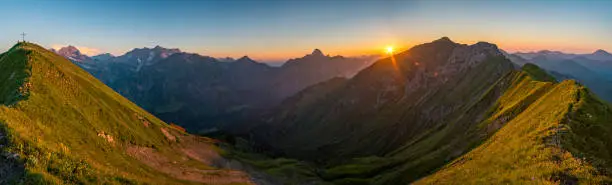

{"left": 179, "top": 136, "right": 226, "bottom": 167}
{"left": 160, "top": 128, "right": 176, "bottom": 142}
{"left": 126, "top": 138, "right": 255, "bottom": 184}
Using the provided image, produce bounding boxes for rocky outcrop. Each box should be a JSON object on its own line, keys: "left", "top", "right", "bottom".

{"left": 55, "top": 46, "right": 92, "bottom": 63}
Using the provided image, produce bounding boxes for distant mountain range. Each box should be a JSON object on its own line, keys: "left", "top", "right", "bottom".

{"left": 514, "top": 49, "right": 612, "bottom": 61}
{"left": 505, "top": 49, "right": 612, "bottom": 101}
{"left": 52, "top": 45, "right": 378, "bottom": 132}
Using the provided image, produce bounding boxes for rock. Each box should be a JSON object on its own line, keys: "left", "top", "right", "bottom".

{"left": 160, "top": 128, "right": 176, "bottom": 142}
{"left": 97, "top": 131, "right": 114, "bottom": 143}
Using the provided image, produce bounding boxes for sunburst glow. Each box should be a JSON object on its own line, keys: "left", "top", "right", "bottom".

{"left": 386, "top": 46, "right": 394, "bottom": 54}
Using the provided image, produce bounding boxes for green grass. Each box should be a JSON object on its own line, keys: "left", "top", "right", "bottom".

{"left": 522, "top": 63, "right": 557, "bottom": 82}
{"left": 0, "top": 42, "right": 216, "bottom": 184}
{"left": 415, "top": 80, "right": 612, "bottom": 184}
{"left": 0, "top": 44, "right": 31, "bottom": 105}
{"left": 268, "top": 58, "right": 612, "bottom": 184}
{"left": 219, "top": 138, "right": 321, "bottom": 184}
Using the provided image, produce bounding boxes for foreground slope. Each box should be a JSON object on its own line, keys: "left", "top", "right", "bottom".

{"left": 238, "top": 38, "right": 612, "bottom": 184}
{"left": 0, "top": 42, "right": 254, "bottom": 184}
{"left": 417, "top": 78, "right": 612, "bottom": 184}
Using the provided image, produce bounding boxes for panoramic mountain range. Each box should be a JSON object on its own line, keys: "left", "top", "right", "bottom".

{"left": 505, "top": 49, "right": 612, "bottom": 102}
{"left": 2, "top": 37, "right": 611, "bottom": 184}
{"left": 52, "top": 46, "right": 377, "bottom": 133}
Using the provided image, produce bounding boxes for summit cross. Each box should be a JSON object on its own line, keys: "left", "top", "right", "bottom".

{"left": 20, "top": 32, "right": 26, "bottom": 42}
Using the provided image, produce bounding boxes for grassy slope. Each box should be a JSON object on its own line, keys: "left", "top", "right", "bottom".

{"left": 0, "top": 43, "right": 245, "bottom": 184}
{"left": 302, "top": 64, "right": 612, "bottom": 184}
{"left": 415, "top": 77, "right": 612, "bottom": 184}
{"left": 300, "top": 55, "right": 516, "bottom": 184}
{"left": 0, "top": 44, "right": 31, "bottom": 105}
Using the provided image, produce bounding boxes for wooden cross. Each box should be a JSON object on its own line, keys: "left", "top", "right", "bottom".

{"left": 20, "top": 32, "right": 26, "bottom": 42}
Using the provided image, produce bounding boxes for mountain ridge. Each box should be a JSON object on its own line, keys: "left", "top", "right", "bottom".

{"left": 0, "top": 42, "right": 259, "bottom": 184}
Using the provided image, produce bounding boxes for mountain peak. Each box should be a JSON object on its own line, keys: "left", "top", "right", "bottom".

{"left": 152, "top": 45, "right": 178, "bottom": 52}
{"left": 434, "top": 36, "right": 454, "bottom": 43}
{"left": 92, "top": 53, "right": 115, "bottom": 61}
{"left": 311, "top": 49, "right": 324, "bottom": 56}
{"left": 130, "top": 45, "right": 181, "bottom": 53}
{"left": 586, "top": 49, "right": 612, "bottom": 61}
{"left": 55, "top": 45, "right": 91, "bottom": 63}
{"left": 473, "top": 41, "right": 498, "bottom": 48}
{"left": 123, "top": 46, "right": 182, "bottom": 60}
{"left": 594, "top": 49, "right": 610, "bottom": 55}
{"left": 65, "top": 45, "right": 78, "bottom": 50}
{"left": 57, "top": 45, "right": 81, "bottom": 54}
{"left": 236, "top": 56, "right": 255, "bottom": 63}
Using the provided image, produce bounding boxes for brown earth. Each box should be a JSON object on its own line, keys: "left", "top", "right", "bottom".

{"left": 126, "top": 127, "right": 256, "bottom": 185}
{"left": 127, "top": 144, "right": 254, "bottom": 184}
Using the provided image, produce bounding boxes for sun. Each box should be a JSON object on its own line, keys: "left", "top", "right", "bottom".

{"left": 386, "top": 46, "right": 394, "bottom": 54}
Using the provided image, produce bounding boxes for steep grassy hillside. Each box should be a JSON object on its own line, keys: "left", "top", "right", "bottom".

{"left": 416, "top": 80, "right": 612, "bottom": 184}
{"left": 309, "top": 62, "right": 612, "bottom": 185}
{"left": 0, "top": 42, "right": 254, "bottom": 184}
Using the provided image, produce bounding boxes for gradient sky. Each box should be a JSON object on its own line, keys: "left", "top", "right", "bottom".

{"left": 0, "top": 0, "right": 610, "bottom": 62}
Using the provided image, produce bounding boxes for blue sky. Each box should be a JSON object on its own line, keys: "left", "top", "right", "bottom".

{"left": 0, "top": 0, "right": 610, "bottom": 62}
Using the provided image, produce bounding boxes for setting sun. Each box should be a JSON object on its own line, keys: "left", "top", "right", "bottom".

{"left": 386, "top": 46, "right": 394, "bottom": 54}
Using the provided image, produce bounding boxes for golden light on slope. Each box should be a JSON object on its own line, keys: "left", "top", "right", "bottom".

{"left": 386, "top": 46, "right": 394, "bottom": 54}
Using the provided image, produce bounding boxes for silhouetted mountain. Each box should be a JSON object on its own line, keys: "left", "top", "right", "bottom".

{"left": 275, "top": 49, "right": 376, "bottom": 99}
